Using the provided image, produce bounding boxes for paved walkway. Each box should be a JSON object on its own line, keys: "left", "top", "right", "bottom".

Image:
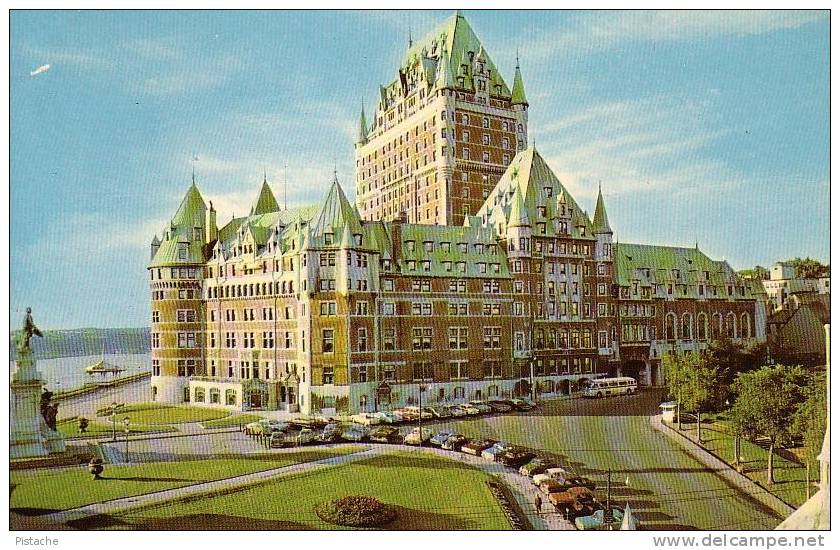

{"left": 650, "top": 415, "right": 794, "bottom": 519}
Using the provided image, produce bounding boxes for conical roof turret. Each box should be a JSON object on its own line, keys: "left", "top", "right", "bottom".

{"left": 592, "top": 184, "right": 612, "bottom": 234}
{"left": 251, "top": 178, "right": 280, "bottom": 216}
{"left": 511, "top": 57, "right": 528, "bottom": 106}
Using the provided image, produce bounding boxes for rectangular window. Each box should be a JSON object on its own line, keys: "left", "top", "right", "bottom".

{"left": 412, "top": 328, "right": 433, "bottom": 350}
{"left": 448, "top": 327, "right": 468, "bottom": 349}
{"left": 383, "top": 329, "right": 396, "bottom": 351}
{"left": 323, "top": 366, "right": 334, "bottom": 385}
{"left": 483, "top": 327, "right": 501, "bottom": 349}
{"left": 358, "top": 328, "right": 368, "bottom": 351}
{"left": 322, "top": 329, "right": 334, "bottom": 353}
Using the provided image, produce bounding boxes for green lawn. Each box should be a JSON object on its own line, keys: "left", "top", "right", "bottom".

{"left": 674, "top": 416, "right": 816, "bottom": 508}
{"left": 11, "top": 448, "right": 360, "bottom": 514}
{"left": 201, "top": 413, "right": 263, "bottom": 429}
{"left": 57, "top": 419, "right": 176, "bottom": 439}
{"left": 101, "top": 451, "right": 511, "bottom": 530}
{"left": 95, "top": 403, "right": 230, "bottom": 425}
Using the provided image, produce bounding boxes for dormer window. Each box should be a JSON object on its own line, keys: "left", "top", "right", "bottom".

{"left": 193, "top": 227, "right": 202, "bottom": 241}
{"left": 544, "top": 187, "right": 553, "bottom": 197}
{"left": 424, "top": 241, "right": 434, "bottom": 252}
{"left": 405, "top": 240, "right": 415, "bottom": 252}
{"left": 324, "top": 232, "right": 334, "bottom": 245}
{"left": 441, "top": 242, "right": 451, "bottom": 253}
{"left": 177, "top": 243, "right": 188, "bottom": 260}
{"left": 354, "top": 234, "right": 362, "bottom": 247}
{"left": 537, "top": 206, "right": 547, "bottom": 218}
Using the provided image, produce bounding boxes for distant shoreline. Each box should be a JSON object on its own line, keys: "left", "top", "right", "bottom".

{"left": 8, "top": 327, "right": 150, "bottom": 361}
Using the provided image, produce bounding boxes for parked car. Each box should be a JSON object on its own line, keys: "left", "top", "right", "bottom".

{"left": 317, "top": 422, "right": 343, "bottom": 442}
{"left": 403, "top": 427, "right": 432, "bottom": 446}
{"left": 564, "top": 475, "right": 597, "bottom": 490}
{"left": 543, "top": 467, "right": 571, "bottom": 484}
{"left": 548, "top": 488, "right": 596, "bottom": 518}
{"left": 269, "top": 431, "right": 297, "bottom": 448}
{"left": 290, "top": 415, "right": 329, "bottom": 429}
{"left": 498, "top": 449, "right": 537, "bottom": 468}
{"left": 296, "top": 428, "right": 317, "bottom": 445}
{"left": 487, "top": 400, "right": 513, "bottom": 413}
{"left": 430, "top": 406, "right": 453, "bottom": 419}
{"left": 430, "top": 430, "right": 457, "bottom": 447}
{"left": 575, "top": 506, "right": 623, "bottom": 530}
{"left": 481, "top": 441, "right": 514, "bottom": 461}
{"left": 567, "top": 500, "right": 602, "bottom": 522}
{"left": 468, "top": 401, "right": 493, "bottom": 414}
{"left": 538, "top": 478, "right": 567, "bottom": 495}
{"left": 461, "top": 438, "right": 496, "bottom": 456}
{"left": 454, "top": 403, "right": 481, "bottom": 416}
{"left": 341, "top": 424, "right": 369, "bottom": 442}
{"left": 368, "top": 425, "right": 401, "bottom": 443}
{"left": 441, "top": 434, "right": 468, "bottom": 451}
{"left": 395, "top": 407, "right": 419, "bottom": 422}
{"left": 350, "top": 413, "right": 382, "bottom": 426}
{"left": 244, "top": 421, "right": 265, "bottom": 435}
{"left": 519, "top": 458, "right": 557, "bottom": 477}
{"left": 510, "top": 398, "right": 536, "bottom": 411}
{"left": 447, "top": 405, "right": 468, "bottom": 418}
{"left": 373, "top": 411, "right": 402, "bottom": 424}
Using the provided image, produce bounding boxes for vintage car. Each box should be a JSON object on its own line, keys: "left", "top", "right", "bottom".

{"left": 468, "top": 401, "right": 493, "bottom": 414}
{"left": 460, "top": 438, "right": 496, "bottom": 456}
{"left": 575, "top": 507, "right": 624, "bottom": 530}
{"left": 430, "top": 430, "right": 457, "bottom": 447}
{"left": 498, "top": 449, "right": 537, "bottom": 468}
{"left": 372, "top": 411, "right": 403, "bottom": 424}
{"left": 509, "top": 398, "right": 536, "bottom": 411}
{"left": 403, "top": 427, "right": 433, "bottom": 446}
{"left": 349, "top": 413, "right": 382, "bottom": 426}
{"left": 487, "top": 400, "right": 514, "bottom": 413}
{"left": 538, "top": 478, "right": 567, "bottom": 495}
{"left": 429, "top": 406, "right": 453, "bottom": 419}
{"left": 368, "top": 425, "right": 401, "bottom": 443}
{"left": 519, "top": 458, "right": 557, "bottom": 477}
{"left": 296, "top": 428, "right": 317, "bottom": 445}
{"left": 317, "top": 422, "right": 343, "bottom": 442}
{"left": 446, "top": 405, "right": 468, "bottom": 418}
{"left": 441, "top": 434, "right": 468, "bottom": 451}
{"left": 341, "top": 424, "right": 370, "bottom": 442}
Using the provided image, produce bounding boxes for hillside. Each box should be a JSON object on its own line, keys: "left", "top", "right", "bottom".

{"left": 9, "top": 327, "right": 150, "bottom": 361}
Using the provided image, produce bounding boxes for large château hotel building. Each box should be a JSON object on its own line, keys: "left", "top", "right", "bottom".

{"left": 148, "top": 13, "right": 767, "bottom": 414}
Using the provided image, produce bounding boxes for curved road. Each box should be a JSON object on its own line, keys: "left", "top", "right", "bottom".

{"left": 429, "top": 390, "right": 784, "bottom": 530}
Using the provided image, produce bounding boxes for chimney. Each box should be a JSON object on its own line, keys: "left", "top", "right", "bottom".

{"left": 205, "top": 201, "right": 218, "bottom": 243}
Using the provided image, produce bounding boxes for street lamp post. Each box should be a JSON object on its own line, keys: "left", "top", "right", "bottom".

{"left": 111, "top": 401, "right": 119, "bottom": 441}
{"left": 605, "top": 468, "right": 613, "bottom": 530}
{"left": 123, "top": 417, "right": 130, "bottom": 463}
{"left": 418, "top": 383, "right": 427, "bottom": 436}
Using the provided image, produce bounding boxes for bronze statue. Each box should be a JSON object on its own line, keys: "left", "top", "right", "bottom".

{"left": 40, "top": 389, "right": 59, "bottom": 431}
{"left": 18, "top": 307, "right": 43, "bottom": 352}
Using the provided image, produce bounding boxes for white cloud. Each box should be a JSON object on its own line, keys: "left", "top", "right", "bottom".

{"left": 503, "top": 10, "right": 825, "bottom": 62}
{"left": 26, "top": 47, "right": 111, "bottom": 68}
{"left": 534, "top": 94, "right": 739, "bottom": 203}
{"left": 131, "top": 52, "right": 244, "bottom": 96}
{"left": 29, "top": 64, "right": 50, "bottom": 76}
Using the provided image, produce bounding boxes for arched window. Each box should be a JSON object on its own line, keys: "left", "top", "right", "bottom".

{"left": 194, "top": 387, "right": 206, "bottom": 403}
{"left": 740, "top": 313, "right": 751, "bottom": 338}
{"left": 210, "top": 388, "right": 221, "bottom": 404}
{"left": 712, "top": 313, "right": 722, "bottom": 338}
{"left": 665, "top": 313, "right": 677, "bottom": 340}
{"left": 681, "top": 313, "right": 693, "bottom": 340}
{"left": 726, "top": 313, "right": 737, "bottom": 339}
{"left": 359, "top": 394, "right": 368, "bottom": 410}
{"left": 697, "top": 313, "right": 708, "bottom": 341}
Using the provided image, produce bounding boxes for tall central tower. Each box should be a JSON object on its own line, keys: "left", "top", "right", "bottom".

{"left": 355, "top": 12, "right": 528, "bottom": 227}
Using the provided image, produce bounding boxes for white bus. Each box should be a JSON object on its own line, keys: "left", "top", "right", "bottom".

{"left": 582, "top": 377, "right": 638, "bottom": 398}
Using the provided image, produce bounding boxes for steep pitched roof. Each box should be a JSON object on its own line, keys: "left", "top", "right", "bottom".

{"left": 592, "top": 186, "right": 612, "bottom": 234}
{"left": 475, "top": 147, "right": 593, "bottom": 238}
{"left": 357, "top": 106, "right": 368, "bottom": 144}
{"left": 511, "top": 61, "right": 527, "bottom": 105}
{"left": 310, "top": 176, "right": 363, "bottom": 240}
{"left": 148, "top": 181, "right": 207, "bottom": 267}
{"left": 401, "top": 12, "right": 511, "bottom": 97}
{"left": 251, "top": 180, "right": 280, "bottom": 216}
{"left": 171, "top": 181, "right": 207, "bottom": 229}
{"left": 508, "top": 185, "right": 529, "bottom": 227}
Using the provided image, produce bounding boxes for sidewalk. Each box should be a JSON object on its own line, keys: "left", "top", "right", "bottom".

{"left": 650, "top": 415, "right": 793, "bottom": 520}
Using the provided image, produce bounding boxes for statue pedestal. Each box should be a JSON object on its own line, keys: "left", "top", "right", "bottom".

{"left": 10, "top": 379, "right": 49, "bottom": 459}
{"left": 10, "top": 350, "right": 65, "bottom": 459}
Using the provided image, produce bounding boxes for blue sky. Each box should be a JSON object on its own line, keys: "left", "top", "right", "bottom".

{"left": 10, "top": 10, "right": 829, "bottom": 329}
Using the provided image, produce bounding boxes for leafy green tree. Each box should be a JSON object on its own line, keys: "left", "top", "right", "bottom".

{"left": 792, "top": 373, "right": 827, "bottom": 480}
{"left": 729, "top": 365, "right": 810, "bottom": 484}
{"left": 663, "top": 352, "right": 717, "bottom": 441}
{"left": 706, "top": 337, "right": 767, "bottom": 408}
{"left": 786, "top": 257, "right": 829, "bottom": 279}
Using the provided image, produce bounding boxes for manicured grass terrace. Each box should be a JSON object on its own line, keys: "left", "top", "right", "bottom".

{"left": 11, "top": 447, "right": 360, "bottom": 514}
{"left": 100, "top": 451, "right": 510, "bottom": 530}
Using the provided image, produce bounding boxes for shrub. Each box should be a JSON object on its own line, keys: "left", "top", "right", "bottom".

{"left": 315, "top": 496, "right": 396, "bottom": 527}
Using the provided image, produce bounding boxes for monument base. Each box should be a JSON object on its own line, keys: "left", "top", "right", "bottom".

{"left": 10, "top": 353, "right": 66, "bottom": 459}
{"left": 43, "top": 428, "right": 66, "bottom": 454}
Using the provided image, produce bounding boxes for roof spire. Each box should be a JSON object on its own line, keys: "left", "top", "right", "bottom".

{"left": 283, "top": 162, "right": 288, "bottom": 211}
{"left": 357, "top": 103, "right": 368, "bottom": 145}
{"left": 511, "top": 53, "right": 528, "bottom": 106}
{"left": 593, "top": 183, "right": 612, "bottom": 234}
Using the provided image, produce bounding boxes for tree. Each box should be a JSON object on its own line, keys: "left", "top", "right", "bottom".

{"left": 706, "top": 337, "right": 767, "bottom": 408}
{"left": 792, "top": 373, "right": 827, "bottom": 492}
{"left": 663, "top": 352, "right": 717, "bottom": 441}
{"left": 729, "top": 365, "right": 810, "bottom": 484}
{"left": 786, "top": 257, "right": 829, "bottom": 279}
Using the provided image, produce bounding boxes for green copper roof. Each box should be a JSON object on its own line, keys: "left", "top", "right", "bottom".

{"left": 399, "top": 13, "right": 511, "bottom": 97}
{"left": 310, "top": 176, "right": 363, "bottom": 241}
{"left": 171, "top": 181, "right": 207, "bottom": 229}
{"left": 592, "top": 186, "right": 612, "bottom": 234}
{"left": 511, "top": 62, "right": 527, "bottom": 105}
{"left": 614, "top": 242, "right": 760, "bottom": 298}
{"left": 475, "top": 147, "right": 593, "bottom": 238}
{"left": 508, "top": 185, "right": 529, "bottom": 227}
{"left": 357, "top": 106, "right": 368, "bottom": 144}
{"left": 251, "top": 180, "right": 280, "bottom": 216}
{"left": 397, "top": 223, "right": 511, "bottom": 279}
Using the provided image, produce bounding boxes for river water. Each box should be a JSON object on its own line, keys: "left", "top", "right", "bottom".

{"left": 9, "top": 353, "right": 151, "bottom": 393}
